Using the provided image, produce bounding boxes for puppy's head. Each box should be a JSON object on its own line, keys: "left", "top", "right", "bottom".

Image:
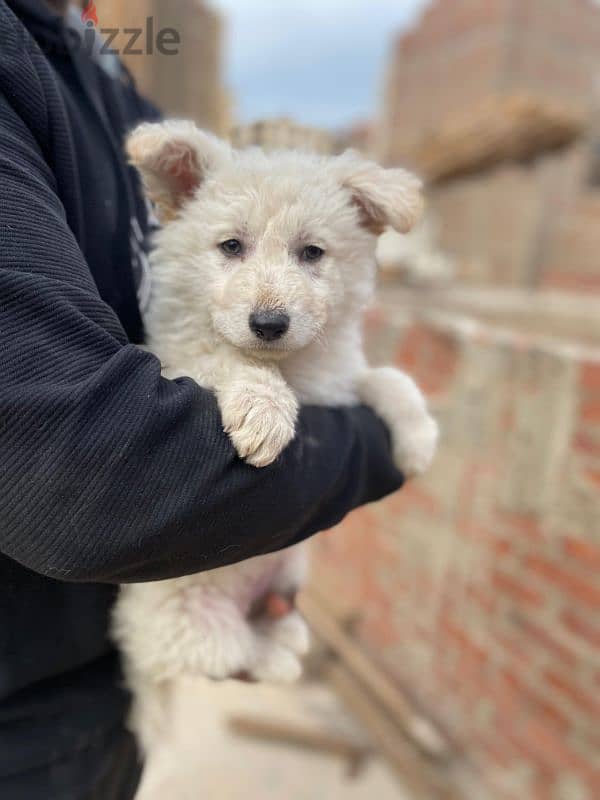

{"left": 128, "top": 121, "right": 423, "bottom": 359}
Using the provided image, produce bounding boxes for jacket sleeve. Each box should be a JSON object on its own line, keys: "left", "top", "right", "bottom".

{"left": 0, "top": 96, "right": 403, "bottom": 586}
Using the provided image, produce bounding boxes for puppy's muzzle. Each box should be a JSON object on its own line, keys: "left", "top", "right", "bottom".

{"left": 249, "top": 310, "right": 290, "bottom": 342}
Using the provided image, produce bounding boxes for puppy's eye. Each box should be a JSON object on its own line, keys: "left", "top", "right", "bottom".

{"left": 220, "top": 239, "right": 243, "bottom": 257}
{"left": 301, "top": 245, "right": 324, "bottom": 262}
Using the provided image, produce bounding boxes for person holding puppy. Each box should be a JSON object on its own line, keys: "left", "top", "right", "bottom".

{"left": 0, "top": 1, "right": 405, "bottom": 798}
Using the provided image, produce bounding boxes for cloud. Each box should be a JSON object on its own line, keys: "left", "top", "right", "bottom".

{"left": 212, "top": 0, "right": 429, "bottom": 129}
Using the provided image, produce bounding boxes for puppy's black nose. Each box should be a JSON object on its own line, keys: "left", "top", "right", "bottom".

{"left": 249, "top": 310, "right": 290, "bottom": 341}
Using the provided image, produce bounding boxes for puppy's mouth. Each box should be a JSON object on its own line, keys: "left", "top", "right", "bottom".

{"left": 212, "top": 308, "right": 322, "bottom": 359}
{"left": 240, "top": 336, "right": 298, "bottom": 361}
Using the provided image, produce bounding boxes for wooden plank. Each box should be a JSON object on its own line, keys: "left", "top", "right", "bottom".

{"left": 299, "top": 591, "right": 452, "bottom": 761}
{"left": 228, "top": 714, "right": 372, "bottom": 776}
{"left": 327, "top": 664, "right": 462, "bottom": 800}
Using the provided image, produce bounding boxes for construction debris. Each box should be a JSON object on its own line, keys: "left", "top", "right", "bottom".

{"left": 298, "top": 590, "right": 467, "bottom": 800}
{"left": 416, "top": 94, "right": 584, "bottom": 183}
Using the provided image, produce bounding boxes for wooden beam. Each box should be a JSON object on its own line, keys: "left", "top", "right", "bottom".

{"left": 228, "top": 714, "right": 372, "bottom": 777}
{"left": 298, "top": 591, "right": 452, "bottom": 761}
{"left": 327, "top": 664, "right": 462, "bottom": 800}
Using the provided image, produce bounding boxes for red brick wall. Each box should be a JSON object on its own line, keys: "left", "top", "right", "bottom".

{"left": 379, "top": 0, "right": 600, "bottom": 291}
{"left": 311, "top": 309, "right": 600, "bottom": 799}
{"left": 426, "top": 142, "right": 593, "bottom": 289}
{"left": 541, "top": 192, "right": 600, "bottom": 293}
{"left": 506, "top": 0, "right": 600, "bottom": 108}
{"left": 382, "top": 0, "right": 514, "bottom": 164}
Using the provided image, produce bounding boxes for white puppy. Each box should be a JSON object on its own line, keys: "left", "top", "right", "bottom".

{"left": 112, "top": 121, "right": 438, "bottom": 766}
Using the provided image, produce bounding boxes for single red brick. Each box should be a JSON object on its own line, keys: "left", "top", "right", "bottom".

{"left": 395, "top": 325, "right": 429, "bottom": 370}
{"left": 509, "top": 614, "right": 578, "bottom": 667}
{"left": 561, "top": 608, "right": 600, "bottom": 650}
{"left": 439, "top": 617, "right": 488, "bottom": 668}
{"left": 580, "top": 363, "right": 600, "bottom": 392}
{"left": 492, "top": 569, "right": 545, "bottom": 607}
{"left": 585, "top": 772, "right": 600, "bottom": 800}
{"left": 493, "top": 629, "right": 533, "bottom": 666}
{"left": 525, "top": 556, "right": 600, "bottom": 609}
{"left": 507, "top": 718, "right": 590, "bottom": 772}
{"left": 580, "top": 398, "right": 600, "bottom": 424}
{"left": 573, "top": 429, "right": 600, "bottom": 456}
{"left": 543, "top": 271, "right": 600, "bottom": 293}
{"left": 585, "top": 467, "right": 600, "bottom": 489}
{"left": 500, "top": 406, "right": 515, "bottom": 433}
{"left": 458, "top": 641, "right": 488, "bottom": 676}
{"left": 562, "top": 537, "right": 600, "bottom": 571}
{"left": 500, "top": 668, "right": 570, "bottom": 733}
{"left": 480, "top": 735, "right": 518, "bottom": 770}
{"left": 491, "top": 537, "right": 513, "bottom": 556}
{"left": 495, "top": 510, "right": 544, "bottom": 541}
{"left": 387, "top": 482, "right": 441, "bottom": 517}
{"left": 545, "top": 668, "right": 600, "bottom": 719}
{"left": 530, "top": 770, "right": 559, "bottom": 800}
{"left": 467, "top": 584, "right": 497, "bottom": 615}
{"left": 395, "top": 324, "right": 458, "bottom": 396}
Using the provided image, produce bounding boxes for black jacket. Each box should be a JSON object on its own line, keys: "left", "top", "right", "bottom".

{"left": 0, "top": 0, "right": 403, "bottom": 779}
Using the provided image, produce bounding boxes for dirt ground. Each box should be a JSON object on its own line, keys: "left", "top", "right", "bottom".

{"left": 136, "top": 678, "right": 411, "bottom": 799}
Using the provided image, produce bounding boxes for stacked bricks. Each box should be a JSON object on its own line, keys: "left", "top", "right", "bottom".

{"left": 377, "top": 0, "right": 600, "bottom": 293}
{"left": 426, "top": 140, "right": 600, "bottom": 291}
{"left": 380, "top": 0, "right": 600, "bottom": 166}
{"left": 426, "top": 143, "right": 588, "bottom": 288}
{"left": 541, "top": 190, "right": 600, "bottom": 294}
{"left": 310, "top": 296, "right": 600, "bottom": 799}
{"left": 380, "top": 0, "right": 517, "bottom": 164}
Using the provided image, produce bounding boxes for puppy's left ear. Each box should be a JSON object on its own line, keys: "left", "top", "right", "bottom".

{"left": 334, "top": 151, "right": 424, "bottom": 235}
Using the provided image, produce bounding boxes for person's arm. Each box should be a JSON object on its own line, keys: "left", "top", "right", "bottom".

{"left": 0, "top": 96, "right": 402, "bottom": 587}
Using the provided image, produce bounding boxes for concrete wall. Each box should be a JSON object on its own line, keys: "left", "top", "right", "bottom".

{"left": 100, "top": 0, "right": 229, "bottom": 133}
{"left": 311, "top": 296, "right": 600, "bottom": 799}
{"left": 229, "top": 119, "right": 336, "bottom": 154}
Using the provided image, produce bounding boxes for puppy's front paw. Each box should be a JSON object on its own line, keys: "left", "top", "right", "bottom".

{"left": 219, "top": 379, "right": 298, "bottom": 467}
{"left": 393, "top": 411, "right": 439, "bottom": 478}
{"left": 358, "top": 366, "right": 438, "bottom": 479}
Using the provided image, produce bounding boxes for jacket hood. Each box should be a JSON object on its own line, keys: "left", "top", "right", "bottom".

{"left": 5, "top": 0, "right": 121, "bottom": 76}
{"left": 5, "top": 0, "right": 66, "bottom": 47}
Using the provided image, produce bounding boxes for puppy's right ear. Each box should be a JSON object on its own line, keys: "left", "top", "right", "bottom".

{"left": 126, "top": 121, "right": 231, "bottom": 222}
{"left": 333, "top": 150, "right": 424, "bottom": 236}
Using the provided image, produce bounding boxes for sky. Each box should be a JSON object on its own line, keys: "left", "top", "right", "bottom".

{"left": 212, "top": 0, "right": 429, "bottom": 131}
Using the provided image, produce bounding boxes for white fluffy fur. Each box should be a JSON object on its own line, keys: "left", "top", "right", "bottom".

{"left": 113, "top": 122, "right": 438, "bottom": 776}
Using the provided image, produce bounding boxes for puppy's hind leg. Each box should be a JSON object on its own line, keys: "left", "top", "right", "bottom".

{"left": 249, "top": 630, "right": 304, "bottom": 683}
{"left": 128, "top": 675, "right": 178, "bottom": 800}
{"left": 188, "top": 595, "right": 304, "bottom": 683}
{"left": 128, "top": 673, "right": 173, "bottom": 753}
{"left": 252, "top": 547, "right": 311, "bottom": 659}
{"left": 253, "top": 611, "right": 310, "bottom": 665}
